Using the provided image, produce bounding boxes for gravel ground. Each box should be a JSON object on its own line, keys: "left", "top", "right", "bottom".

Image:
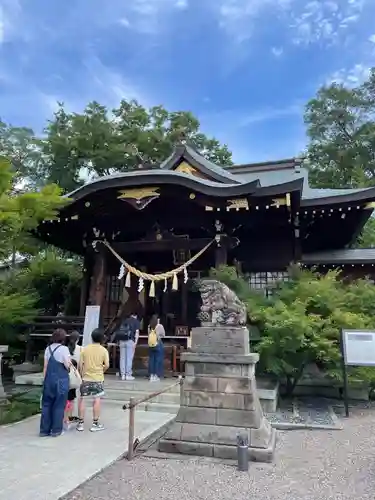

{"left": 65, "top": 407, "right": 375, "bottom": 500}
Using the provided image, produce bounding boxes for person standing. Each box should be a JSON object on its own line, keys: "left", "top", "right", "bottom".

{"left": 63, "top": 330, "right": 81, "bottom": 428}
{"left": 77, "top": 328, "right": 109, "bottom": 432}
{"left": 115, "top": 312, "right": 140, "bottom": 381}
{"left": 40, "top": 328, "right": 71, "bottom": 437}
{"left": 148, "top": 315, "right": 165, "bottom": 382}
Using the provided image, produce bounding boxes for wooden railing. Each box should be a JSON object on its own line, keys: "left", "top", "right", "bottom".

{"left": 123, "top": 376, "right": 184, "bottom": 460}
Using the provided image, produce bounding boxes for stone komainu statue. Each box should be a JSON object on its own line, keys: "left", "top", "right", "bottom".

{"left": 198, "top": 279, "right": 247, "bottom": 326}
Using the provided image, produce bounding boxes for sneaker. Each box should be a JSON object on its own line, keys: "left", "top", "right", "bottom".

{"left": 150, "top": 375, "right": 155, "bottom": 382}
{"left": 90, "top": 422, "right": 105, "bottom": 432}
{"left": 121, "top": 375, "right": 126, "bottom": 381}
{"left": 76, "top": 422, "right": 84, "bottom": 432}
{"left": 63, "top": 422, "right": 73, "bottom": 432}
{"left": 125, "top": 375, "right": 135, "bottom": 381}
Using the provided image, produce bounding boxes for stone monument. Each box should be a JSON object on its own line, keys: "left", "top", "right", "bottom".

{"left": 159, "top": 280, "right": 276, "bottom": 462}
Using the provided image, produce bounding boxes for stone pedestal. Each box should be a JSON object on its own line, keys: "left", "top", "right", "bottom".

{"left": 159, "top": 326, "right": 276, "bottom": 462}
{"left": 0, "top": 345, "right": 9, "bottom": 401}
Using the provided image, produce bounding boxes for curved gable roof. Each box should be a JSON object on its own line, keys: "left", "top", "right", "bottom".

{"left": 160, "top": 144, "right": 241, "bottom": 184}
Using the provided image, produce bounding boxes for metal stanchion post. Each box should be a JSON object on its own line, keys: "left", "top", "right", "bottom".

{"left": 237, "top": 434, "right": 249, "bottom": 472}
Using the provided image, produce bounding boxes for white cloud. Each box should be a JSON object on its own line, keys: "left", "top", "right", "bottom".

{"left": 122, "top": 0, "right": 188, "bottom": 34}
{"left": 271, "top": 46, "right": 284, "bottom": 57}
{"left": 216, "top": 0, "right": 370, "bottom": 47}
{"left": 327, "top": 63, "right": 372, "bottom": 87}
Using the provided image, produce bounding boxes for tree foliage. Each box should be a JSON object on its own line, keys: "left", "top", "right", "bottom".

{"left": 0, "top": 157, "right": 69, "bottom": 343}
{"left": 304, "top": 68, "right": 375, "bottom": 246}
{"left": 31, "top": 100, "right": 233, "bottom": 192}
{"left": 0, "top": 156, "right": 67, "bottom": 260}
{"left": 11, "top": 251, "right": 82, "bottom": 315}
{"left": 0, "top": 120, "right": 42, "bottom": 188}
{"left": 304, "top": 69, "right": 375, "bottom": 189}
{"left": 211, "top": 265, "right": 375, "bottom": 395}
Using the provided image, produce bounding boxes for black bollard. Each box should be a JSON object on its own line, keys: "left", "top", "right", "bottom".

{"left": 236, "top": 433, "right": 249, "bottom": 472}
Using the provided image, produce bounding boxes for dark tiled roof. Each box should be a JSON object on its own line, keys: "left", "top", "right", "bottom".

{"left": 302, "top": 249, "right": 375, "bottom": 264}
{"left": 160, "top": 144, "right": 241, "bottom": 184}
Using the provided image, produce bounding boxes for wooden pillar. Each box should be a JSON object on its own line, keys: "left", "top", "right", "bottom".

{"left": 181, "top": 282, "right": 188, "bottom": 325}
{"left": 88, "top": 245, "right": 107, "bottom": 320}
{"left": 292, "top": 214, "right": 302, "bottom": 263}
{"left": 79, "top": 254, "right": 91, "bottom": 316}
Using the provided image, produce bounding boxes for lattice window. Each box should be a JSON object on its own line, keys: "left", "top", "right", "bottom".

{"left": 106, "top": 276, "right": 123, "bottom": 302}
{"left": 248, "top": 271, "right": 289, "bottom": 297}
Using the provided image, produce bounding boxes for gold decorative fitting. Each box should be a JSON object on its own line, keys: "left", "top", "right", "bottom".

{"left": 71, "top": 215, "right": 79, "bottom": 220}
{"left": 205, "top": 206, "right": 214, "bottom": 211}
{"left": 175, "top": 161, "right": 199, "bottom": 177}
{"left": 271, "top": 197, "right": 286, "bottom": 207}
{"left": 85, "top": 202, "right": 90, "bottom": 207}
{"left": 118, "top": 187, "right": 160, "bottom": 201}
{"left": 189, "top": 193, "right": 196, "bottom": 199}
{"left": 227, "top": 198, "right": 249, "bottom": 211}
{"left": 118, "top": 187, "right": 160, "bottom": 210}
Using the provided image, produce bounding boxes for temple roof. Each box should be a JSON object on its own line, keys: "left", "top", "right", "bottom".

{"left": 64, "top": 146, "right": 375, "bottom": 209}
{"left": 159, "top": 144, "right": 241, "bottom": 184}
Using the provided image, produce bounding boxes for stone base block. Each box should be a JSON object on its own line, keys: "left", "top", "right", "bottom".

{"left": 159, "top": 427, "right": 276, "bottom": 463}
{"left": 191, "top": 327, "right": 250, "bottom": 355}
{"left": 158, "top": 326, "right": 276, "bottom": 463}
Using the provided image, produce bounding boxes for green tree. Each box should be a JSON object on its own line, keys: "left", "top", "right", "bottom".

{"left": 0, "top": 120, "right": 41, "bottom": 188}
{"left": 38, "top": 100, "right": 233, "bottom": 192}
{"left": 304, "top": 70, "right": 375, "bottom": 189}
{"left": 11, "top": 251, "right": 82, "bottom": 315}
{"left": 211, "top": 265, "right": 375, "bottom": 395}
{"left": 0, "top": 156, "right": 67, "bottom": 260}
{"left": 304, "top": 68, "right": 375, "bottom": 246}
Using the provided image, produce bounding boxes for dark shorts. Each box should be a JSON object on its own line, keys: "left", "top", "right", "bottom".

{"left": 80, "top": 381, "right": 105, "bottom": 398}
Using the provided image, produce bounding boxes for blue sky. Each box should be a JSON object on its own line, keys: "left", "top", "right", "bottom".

{"left": 1, "top": 0, "right": 375, "bottom": 163}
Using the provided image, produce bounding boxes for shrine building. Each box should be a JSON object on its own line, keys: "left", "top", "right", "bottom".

{"left": 35, "top": 144, "right": 375, "bottom": 338}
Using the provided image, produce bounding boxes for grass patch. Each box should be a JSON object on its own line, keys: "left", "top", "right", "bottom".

{"left": 0, "top": 390, "right": 41, "bottom": 425}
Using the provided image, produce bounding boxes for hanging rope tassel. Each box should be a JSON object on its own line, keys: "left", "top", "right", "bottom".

{"left": 149, "top": 280, "right": 156, "bottom": 297}
{"left": 172, "top": 273, "right": 178, "bottom": 291}
{"left": 118, "top": 264, "right": 125, "bottom": 280}
{"left": 125, "top": 271, "right": 131, "bottom": 288}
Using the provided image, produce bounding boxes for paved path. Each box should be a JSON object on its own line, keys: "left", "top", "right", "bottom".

{"left": 65, "top": 406, "right": 375, "bottom": 500}
{"left": 0, "top": 404, "right": 175, "bottom": 500}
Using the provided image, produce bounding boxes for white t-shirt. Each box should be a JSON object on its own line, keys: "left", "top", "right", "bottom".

{"left": 44, "top": 343, "right": 71, "bottom": 365}
{"left": 71, "top": 344, "right": 81, "bottom": 364}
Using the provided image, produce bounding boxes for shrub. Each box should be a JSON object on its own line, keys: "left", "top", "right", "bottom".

{"left": 210, "top": 265, "right": 375, "bottom": 395}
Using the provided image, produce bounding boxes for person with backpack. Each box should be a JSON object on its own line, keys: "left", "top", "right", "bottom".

{"left": 148, "top": 314, "right": 165, "bottom": 382}
{"left": 114, "top": 311, "right": 140, "bottom": 381}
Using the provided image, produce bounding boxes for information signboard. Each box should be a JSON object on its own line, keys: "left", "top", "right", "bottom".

{"left": 82, "top": 305, "right": 101, "bottom": 347}
{"left": 342, "top": 330, "right": 375, "bottom": 367}
{"left": 340, "top": 329, "right": 375, "bottom": 417}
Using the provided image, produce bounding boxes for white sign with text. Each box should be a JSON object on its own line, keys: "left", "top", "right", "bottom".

{"left": 342, "top": 330, "right": 375, "bottom": 366}
{"left": 82, "top": 305, "right": 101, "bottom": 347}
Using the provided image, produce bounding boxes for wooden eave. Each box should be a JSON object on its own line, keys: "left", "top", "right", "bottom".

{"left": 301, "top": 186, "right": 375, "bottom": 207}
